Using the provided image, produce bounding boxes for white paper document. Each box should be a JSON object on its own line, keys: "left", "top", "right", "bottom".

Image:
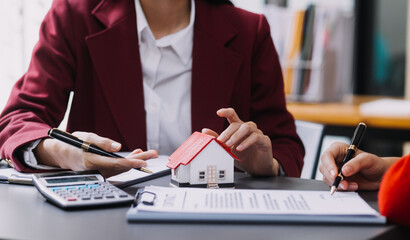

{"left": 135, "top": 186, "right": 379, "bottom": 216}
{"left": 359, "top": 98, "right": 410, "bottom": 117}
{"left": 0, "top": 167, "right": 28, "bottom": 178}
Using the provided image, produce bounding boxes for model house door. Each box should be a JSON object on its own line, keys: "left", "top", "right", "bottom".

{"left": 207, "top": 165, "right": 218, "bottom": 188}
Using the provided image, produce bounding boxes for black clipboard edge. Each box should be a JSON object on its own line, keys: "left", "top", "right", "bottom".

{"left": 126, "top": 209, "right": 386, "bottom": 225}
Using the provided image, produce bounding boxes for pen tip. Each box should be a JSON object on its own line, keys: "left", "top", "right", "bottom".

{"left": 140, "top": 167, "right": 153, "bottom": 174}
{"left": 330, "top": 186, "right": 336, "bottom": 196}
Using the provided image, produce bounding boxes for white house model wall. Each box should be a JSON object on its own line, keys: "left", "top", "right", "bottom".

{"left": 171, "top": 141, "right": 235, "bottom": 186}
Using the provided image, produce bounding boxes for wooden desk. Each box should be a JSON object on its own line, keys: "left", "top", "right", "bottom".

{"left": 287, "top": 96, "right": 410, "bottom": 156}
{"left": 287, "top": 96, "right": 410, "bottom": 130}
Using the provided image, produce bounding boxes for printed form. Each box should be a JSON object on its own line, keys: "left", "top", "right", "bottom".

{"left": 136, "top": 186, "right": 379, "bottom": 216}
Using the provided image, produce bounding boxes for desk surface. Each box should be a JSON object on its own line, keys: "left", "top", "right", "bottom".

{"left": 287, "top": 96, "right": 410, "bottom": 129}
{"left": 0, "top": 172, "right": 406, "bottom": 240}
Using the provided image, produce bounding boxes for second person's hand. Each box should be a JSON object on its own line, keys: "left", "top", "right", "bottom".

{"left": 319, "top": 142, "right": 398, "bottom": 191}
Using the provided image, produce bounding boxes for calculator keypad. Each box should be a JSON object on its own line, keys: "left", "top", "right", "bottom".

{"left": 49, "top": 182, "right": 131, "bottom": 203}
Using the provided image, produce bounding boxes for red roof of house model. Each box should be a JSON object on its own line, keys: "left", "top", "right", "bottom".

{"left": 167, "top": 132, "right": 239, "bottom": 169}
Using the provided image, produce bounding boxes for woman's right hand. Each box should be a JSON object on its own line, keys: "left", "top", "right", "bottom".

{"left": 319, "top": 142, "right": 399, "bottom": 191}
{"left": 34, "top": 131, "right": 158, "bottom": 177}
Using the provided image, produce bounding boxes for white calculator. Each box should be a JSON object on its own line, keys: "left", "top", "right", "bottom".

{"left": 32, "top": 171, "right": 134, "bottom": 209}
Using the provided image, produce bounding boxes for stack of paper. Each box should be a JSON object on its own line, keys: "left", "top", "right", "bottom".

{"left": 359, "top": 98, "right": 410, "bottom": 117}
{"left": 0, "top": 155, "right": 171, "bottom": 187}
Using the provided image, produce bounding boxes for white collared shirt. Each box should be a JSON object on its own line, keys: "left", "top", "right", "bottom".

{"left": 135, "top": 0, "right": 194, "bottom": 155}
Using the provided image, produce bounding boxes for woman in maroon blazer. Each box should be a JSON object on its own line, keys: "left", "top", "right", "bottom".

{"left": 0, "top": 0, "right": 304, "bottom": 177}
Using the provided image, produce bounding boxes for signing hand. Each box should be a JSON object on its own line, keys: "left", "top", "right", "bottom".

{"left": 202, "top": 108, "right": 279, "bottom": 176}
{"left": 319, "top": 142, "right": 398, "bottom": 191}
{"left": 34, "top": 131, "right": 158, "bottom": 177}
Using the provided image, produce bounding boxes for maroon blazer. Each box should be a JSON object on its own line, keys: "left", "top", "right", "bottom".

{"left": 0, "top": 0, "right": 304, "bottom": 176}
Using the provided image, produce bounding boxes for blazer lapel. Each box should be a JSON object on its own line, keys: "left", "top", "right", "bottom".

{"left": 191, "top": 0, "right": 244, "bottom": 134}
{"left": 85, "top": 0, "right": 147, "bottom": 150}
{"left": 84, "top": 0, "right": 244, "bottom": 148}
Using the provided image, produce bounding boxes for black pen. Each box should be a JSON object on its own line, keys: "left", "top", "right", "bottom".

{"left": 48, "top": 128, "right": 152, "bottom": 174}
{"left": 330, "top": 122, "right": 367, "bottom": 195}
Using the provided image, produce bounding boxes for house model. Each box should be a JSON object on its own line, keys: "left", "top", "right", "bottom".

{"left": 167, "top": 132, "right": 240, "bottom": 188}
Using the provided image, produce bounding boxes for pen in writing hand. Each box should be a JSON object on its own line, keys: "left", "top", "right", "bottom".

{"left": 48, "top": 128, "right": 152, "bottom": 174}
{"left": 330, "top": 122, "right": 367, "bottom": 196}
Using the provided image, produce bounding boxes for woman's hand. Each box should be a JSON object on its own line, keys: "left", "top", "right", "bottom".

{"left": 319, "top": 142, "right": 398, "bottom": 191}
{"left": 34, "top": 131, "right": 158, "bottom": 177}
{"left": 202, "top": 108, "right": 279, "bottom": 176}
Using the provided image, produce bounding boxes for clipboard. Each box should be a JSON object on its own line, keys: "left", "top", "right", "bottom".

{"left": 107, "top": 156, "right": 171, "bottom": 188}
{"left": 126, "top": 186, "right": 386, "bottom": 225}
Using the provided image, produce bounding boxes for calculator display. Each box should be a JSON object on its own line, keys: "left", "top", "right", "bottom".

{"left": 45, "top": 176, "right": 99, "bottom": 184}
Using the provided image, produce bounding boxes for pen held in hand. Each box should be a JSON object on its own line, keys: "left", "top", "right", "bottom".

{"left": 48, "top": 128, "right": 152, "bottom": 174}
{"left": 330, "top": 122, "right": 367, "bottom": 196}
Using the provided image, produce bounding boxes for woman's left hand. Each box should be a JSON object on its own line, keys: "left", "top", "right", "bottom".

{"left": 202, "top": 108, "right": 279, "bottom": 176}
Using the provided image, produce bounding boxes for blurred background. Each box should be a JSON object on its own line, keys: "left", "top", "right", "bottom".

{"left": 0, "top": 0, "right": 408, "bottom": 107}
{"left": 0, "top": 0, "right": 409, "bottom": 179}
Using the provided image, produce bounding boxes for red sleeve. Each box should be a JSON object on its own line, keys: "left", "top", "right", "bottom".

{"left": 0, "top": 0, "right": 75, "bottom": 172}
{"left": 378, "top": 154, "right": 410, "bottom": 226}
{"left": 250, "top": 15, "right": 305, "bottom": 177}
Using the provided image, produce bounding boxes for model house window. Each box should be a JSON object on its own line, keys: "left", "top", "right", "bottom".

{"left": 174, "top": 168, "right": 178, "bottom": 177}
{"left": 199, "top": 171, "right": 205, "bottom": 180}
{"left": 219, "top": 170, "right": 225, "bottom": 179}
